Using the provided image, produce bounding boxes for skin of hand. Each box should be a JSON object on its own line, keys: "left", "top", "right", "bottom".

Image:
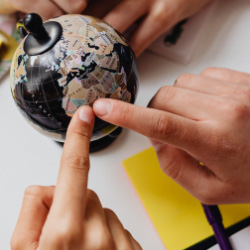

{"left": 93, "top": 68, "right": 250, "bottom": 205}
{"left": 11, "top": 106, "right": 142, "bottom": 250}
{"left": 84, "top": 0, "right": 213, "bottom": 56}
{"left": 0, "top": 0, "right": 88, "bottom": 20}
{"left": 1, "top": 0, "right": 211, "bottom": 55}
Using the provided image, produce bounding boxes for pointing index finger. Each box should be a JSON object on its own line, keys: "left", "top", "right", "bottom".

{"left": 93, "top": 99, "right": 202, "bottom": 153}
{"left": 51, "top": 106, "right": 95, "bottom": 217}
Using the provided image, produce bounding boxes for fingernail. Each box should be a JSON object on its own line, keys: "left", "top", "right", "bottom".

{"left": 78, "top": 106, "right": 93, "bottom": 124}
{"left": 93, "top": 99, "right": 111, "bottom": 116}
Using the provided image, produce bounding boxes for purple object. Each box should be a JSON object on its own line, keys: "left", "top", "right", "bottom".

{"left": 202, "top": 204, "right": 233, "bottom": 250}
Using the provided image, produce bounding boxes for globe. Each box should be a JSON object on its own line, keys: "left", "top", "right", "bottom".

{"left": 10, "top": 14, "right": 138, "bottom": 142}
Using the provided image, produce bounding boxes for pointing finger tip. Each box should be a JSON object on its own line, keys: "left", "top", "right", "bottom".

{"left": 93, "top": 99, "right": 112, "bottom": 117}
{"left": 78, "top": 105, "right": 95, "bottom": 125}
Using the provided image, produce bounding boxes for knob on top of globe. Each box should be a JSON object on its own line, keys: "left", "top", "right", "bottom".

{"left": 10, "top": 13, "right": 138, "bottom": 142}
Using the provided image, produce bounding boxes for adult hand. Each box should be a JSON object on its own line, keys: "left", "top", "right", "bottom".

{"left": 2, "top": 0, "right": 212, "bottom": 55}
{"left": 11, "top": 106, "right": 142, "bottom": 250}
{"left": 1, "top": 0, "right": 88, "bottom": 20}
{"left": 96, "top": 0, "right": 213, "bottom": 56}
{"left": 93, "top": 68, "right": 250, "bottom": 204}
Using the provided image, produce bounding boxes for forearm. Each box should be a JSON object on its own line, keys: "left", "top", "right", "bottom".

{"left": 0, "top": 0, "right": 16, "bottom": 14}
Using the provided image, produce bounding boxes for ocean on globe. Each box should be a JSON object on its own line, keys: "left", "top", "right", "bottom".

{"left": 10, "top": 14, "right": 138, "bottom": 142}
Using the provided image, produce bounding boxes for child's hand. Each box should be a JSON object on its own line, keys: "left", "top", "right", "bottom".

{"left": 1, "top": 0, "right": 88, "bottom": 20}
{"left": 100, "top": 0, "right": 212, "bottom": 56}
{"left": 11, "top": 106, "right": 141, "bottom": 250}
{"left": 93, "top": 68, "right": 250, "bottom": 204}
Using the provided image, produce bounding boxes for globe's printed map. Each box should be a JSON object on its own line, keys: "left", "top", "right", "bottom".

{"left": 10, "top": 15, "right": 138, "bottom": 141}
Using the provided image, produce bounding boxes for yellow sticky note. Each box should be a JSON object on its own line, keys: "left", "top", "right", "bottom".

{"left": 122, "top": 147, "right": 250, "bottom": 250}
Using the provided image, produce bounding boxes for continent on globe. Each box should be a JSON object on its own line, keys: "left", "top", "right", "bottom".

{"left": 10, "top": 14, "right": 138, "bottom": 142}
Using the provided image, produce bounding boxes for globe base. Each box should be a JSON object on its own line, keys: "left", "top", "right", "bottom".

{"left": 56, "top": 127, "right": 123, "bottom": 153}
{"left": 90, "top": 127, "right": 123, "bottom": 153}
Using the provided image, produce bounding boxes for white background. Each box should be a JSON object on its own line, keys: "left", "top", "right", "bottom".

{"left": 1, "top": 0, "right": 250, "bottom": 249}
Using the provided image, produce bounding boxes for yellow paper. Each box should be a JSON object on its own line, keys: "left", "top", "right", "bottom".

{"left": 122, "top": 147, "right": 250, "bottom": 250}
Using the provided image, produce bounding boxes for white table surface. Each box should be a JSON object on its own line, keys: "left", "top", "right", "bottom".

{"left": 1, "top": 0, "right": 250, "bottom": 249}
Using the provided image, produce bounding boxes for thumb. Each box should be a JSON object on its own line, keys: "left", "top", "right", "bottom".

{"left": 151, "top": 142, "right": 216, "bottom": 202}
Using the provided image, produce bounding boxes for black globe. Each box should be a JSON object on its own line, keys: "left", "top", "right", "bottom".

{"left": 11, "top": 14, "right": 138, "bottom": 142}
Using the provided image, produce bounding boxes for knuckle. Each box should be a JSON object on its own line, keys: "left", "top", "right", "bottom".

{"left": 152, "top": 113, "right": 173, "bottom": 138}
{"left": 24, "top": 185, "right": 44, "bottom": 197}
{"left": 155, "top": 114, "right": 168, "bottom": 136}
{"left": 151, "top": 3, "right": 169, "bottom": 24}
{"left": 125, "top": 229, "right": 132, "bottom": 238}
{"left": 64, "top": 154, "right": 90, "bottom": 171}
{"left": 118, "top": 103, "right": 132, "bottom": 122}
{"left": 197, "top": 189, "right": 217, "bottom": 205}
{"left": 196, "top": 185, "right": 231, "bottom": 205}
{"left": 213, "top": 134, "right": 229, "bottom": 153}
{"left": 151, "top": 11, "right": 167, "bottom": 25}
{"left": 204, "top": 128, "right": 233, "bottom": 156}
{"left": 68, "top": 125, "right": 91, "bottom": 141}
{"left": 224, "top": 70, "right": 250, "bottom": 84}
{"left": 87, "top": 189, "right": 99, "bottom": 202}
{"left": 205, "top": 126, "right": 241, "bottom": 162}
{"left": 228, "top": 101, "right": 248, "bottom": 122}
{"left": 201, "top": 67, "right": 218, "bottom": 76}
{"left": 161, "top": 155, "right": 181, "bottom": 181}
{"left": 177, "top": 73, "right": 196, "bottom": 84}
{"left": 160, "top": 86, "right": 177, "bottom": 104}
{"left": 157, "top": 85, "right": 168, "bottom": 95}
{"left": 49, "top": 222, "right": 83, "bottom": 246}
{"left": 147, "top": 95, "right": 156, "bottom": 108}
{"left": 67, "top": 0, "right": 87, "bottom": 13}
{"left": 159, "top": 85, "right": 170, "bottom": 95}
{"left": 148, "top": 86, "right": 169, "bottom": 107}
{"left": 193, "top": 180, "right": 223, "bottom": 204}
{"left": 91, "top": 227, "right": 113, "bottom": 250}
{"left": 104, "top": 209, "right": 131, "bottom": 248}
{"left": 104, "top": 208, "right": 116, "bottom": 218}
